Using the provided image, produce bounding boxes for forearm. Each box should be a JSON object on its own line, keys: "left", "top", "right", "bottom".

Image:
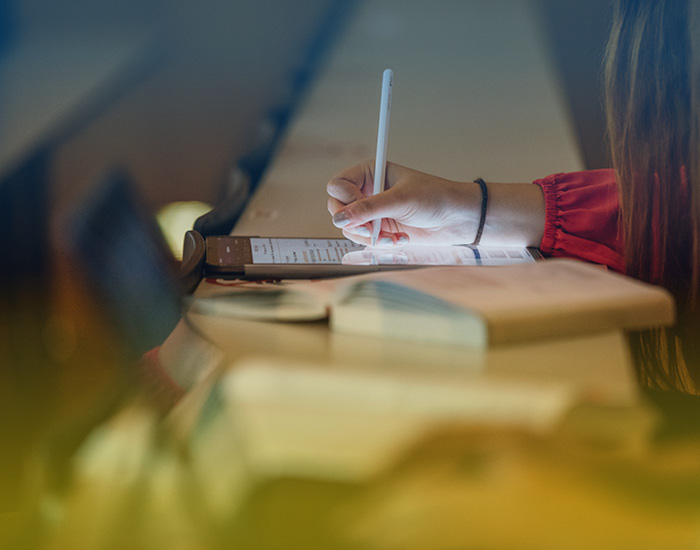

{"left": 477, "top": 181, "right": 545, "bottom": 247}
{"left": 327, "top": 161, "right": 547, "bottom": 248}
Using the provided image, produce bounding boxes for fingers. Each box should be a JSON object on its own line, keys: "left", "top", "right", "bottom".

{"left": 326, "top": 178, "right": 365, "bottom": 206}
{"left": 331, "top": 187, "right": 408, "bottom": 229}
{"left": 341, "top": 227, "right": 370, "bottom": 245}
{"left": 395, "top": 232, "right": 410, "bottom": 245}
{"left": 341, "top": 249, "right": 410, "bottom": 265}
{"left": 375, "top": 231, "right": 410, "bottom": 247}
{"left": 328, "top": 161, "right": 413, "bottom": 246}
{"left": 341, "top": 226, "right": 410, "bottom": 248}
{"left": 328, "top": 161, "right": 414, "bottom": 223}
{"left": 340, "top": 224, "right": 372, "bottom": 245}
{"left": 327, "top": 196, "right": 344, "bottom": 216}
{"left": 326, "top": 161, "right": 373, "bottom": 205}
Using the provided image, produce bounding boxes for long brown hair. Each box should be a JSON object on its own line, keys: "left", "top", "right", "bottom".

{"left": 605, "top": 0, "right": 700, "bottom": 392}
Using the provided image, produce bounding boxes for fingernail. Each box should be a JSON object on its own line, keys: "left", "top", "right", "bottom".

{"left": 332, "top": 211, "right": 350, "bottom": 227}
{"left": 355, "top": 225, "right": 371, "bottom": 237}
{"left": 397, "top": 235, "right": 409, "bottom": 245}
{"left": 378, "top": 237, "right": 393, "bottom": 247}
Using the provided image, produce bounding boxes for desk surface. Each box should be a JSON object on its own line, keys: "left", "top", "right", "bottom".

{"left": 234, "top": 0, "right": 582, "bottom": 238}
{"left": 164, "top": 0, "right": 634, "bottom": 452}
{"left": 157, "top": 5, "right": 700, "bottom": 542}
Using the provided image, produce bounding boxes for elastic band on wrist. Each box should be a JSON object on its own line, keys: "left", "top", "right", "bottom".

{"left": 471, "top": 177, "right": 488, "bottom": 246}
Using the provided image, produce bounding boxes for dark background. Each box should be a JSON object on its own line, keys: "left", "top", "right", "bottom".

{"left": 1, "top": 0, "right": 613, "bottom": 214}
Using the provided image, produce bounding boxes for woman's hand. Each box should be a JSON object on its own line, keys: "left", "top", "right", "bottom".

{"left": 327, "top": 161, "right": 482, "bottom": 246}
{"left": 326, "top": 161, "right": 545, "bottom": 248}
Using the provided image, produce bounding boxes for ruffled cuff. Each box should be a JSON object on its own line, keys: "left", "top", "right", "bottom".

{"left": 535, "top": 172, "right": 566, "bottom": 256}
{"left": 533, "top": 170, "right": 625, "bottom": 273}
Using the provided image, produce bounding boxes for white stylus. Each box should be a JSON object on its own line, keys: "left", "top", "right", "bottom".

{"left": 371, "top": 68, "right": 393, "bottom": 246}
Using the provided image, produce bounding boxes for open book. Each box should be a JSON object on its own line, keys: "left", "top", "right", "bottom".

{"left": 190, "top": 259, "right": 675, "bottom": 348}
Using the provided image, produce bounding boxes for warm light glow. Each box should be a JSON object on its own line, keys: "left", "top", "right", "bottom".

{"left": 157, "top": 201, "right": 212, "bottom": 260}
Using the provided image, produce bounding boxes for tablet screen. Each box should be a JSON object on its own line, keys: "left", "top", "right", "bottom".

{"left": 247, "top": 238, "right": 538, "bottom": 266}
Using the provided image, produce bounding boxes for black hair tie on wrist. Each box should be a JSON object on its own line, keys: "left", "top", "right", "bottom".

{"left": 471, "top": 177, "right": 488, "bottom": 246}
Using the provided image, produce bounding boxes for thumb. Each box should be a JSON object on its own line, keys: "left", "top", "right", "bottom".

{"left": 332, "top": 189, "right": 404, "bottom": 228}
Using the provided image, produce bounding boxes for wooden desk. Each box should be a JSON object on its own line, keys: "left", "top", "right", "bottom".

{"left": 161, "top": 0, "right": 626, "bottom": 413}
{"left": 161, "top": 0, "right": 635, "bottom": 465}
{"left": 157, "top": 0, "right": 645, "bottom": 473}
{"left": 159, "top": 3, "right": 696, "bottom": 544}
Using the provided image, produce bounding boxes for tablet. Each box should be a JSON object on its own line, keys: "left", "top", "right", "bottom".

{"left": 204, "top": 236, "right": 542, "bottom": 279}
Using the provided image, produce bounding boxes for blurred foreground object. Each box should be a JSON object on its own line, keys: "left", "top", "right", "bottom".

{"left": 13, "top": 357, "right": 699, "bottom": 549}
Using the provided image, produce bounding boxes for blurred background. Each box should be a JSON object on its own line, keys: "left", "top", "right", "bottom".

{"left": 1, "top": 0, "right": 354, "bottom": 501}
{"left": 1, "top": 0, "right": 611, "bottom": 214}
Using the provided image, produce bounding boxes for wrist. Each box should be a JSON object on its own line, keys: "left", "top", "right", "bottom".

{"left": 477, "top": 182, "right": 545, "bottom": 247}
{"left": 471, "top": 178, "right": 488, "bottom": 245}
{"left": 442, "top": 180, "right": 484, "bottom": 244}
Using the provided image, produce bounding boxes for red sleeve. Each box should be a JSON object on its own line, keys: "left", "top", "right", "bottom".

{"left": 533, "top": 169, "right": 625, "bottom": 273}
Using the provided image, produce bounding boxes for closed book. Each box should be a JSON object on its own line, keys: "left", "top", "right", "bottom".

{"left": 192, "top": 259, "right": 675, "bottom": 348}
